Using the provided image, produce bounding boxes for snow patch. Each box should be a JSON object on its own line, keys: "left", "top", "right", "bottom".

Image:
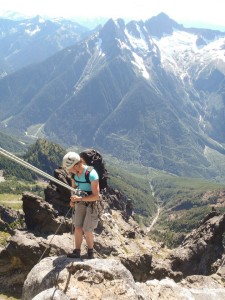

{"left": 25, "top": 26, "right": 40, "bottom": 36}
{"left": 96, "top": 38, "right": 105, "bottom": 57}
{"left": 199, "top": 114, "right": 206, "bottom": 129}
{"left": 116, "top": 38, "right": 129, "bottom": 50}
{"left": 131, "top": 52, "right": 149, "bottom": 79}
{"left": 38, "top": 17, "right": 45, "bottom": 24}
{"left": 153, "top": 30, "right": 225, "bottom": 82}
{"left": 125, "top": 27, "right": 149, "bottom": 51}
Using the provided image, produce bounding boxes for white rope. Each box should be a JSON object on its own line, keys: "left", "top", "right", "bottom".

{"left": 0, "top": 146, "right": 77, "bottom": 193}
{"left": 38, "top": 206, "right": 72, "bottom": 262}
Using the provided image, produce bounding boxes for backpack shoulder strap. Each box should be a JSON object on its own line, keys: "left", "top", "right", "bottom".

{"left": 84, "top": 166, "right": 94, "bottom": 184}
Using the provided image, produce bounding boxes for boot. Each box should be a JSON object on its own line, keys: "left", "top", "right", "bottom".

{"left": 67, "top": 249, "right": 81, "bottom": 258}
{"left": 87, "top": 248, "right": 94, "bottom": 259}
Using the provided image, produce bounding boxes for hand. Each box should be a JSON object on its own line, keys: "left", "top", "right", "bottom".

{"left": 70, "top": 196, "right": 82, "bottom": 203}
{"left": 70, "top": 201, "right": 75, "bottom": 208}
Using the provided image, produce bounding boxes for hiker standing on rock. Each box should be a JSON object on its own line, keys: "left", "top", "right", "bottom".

{"left": 63, "top": 151, "right": 100, "bottom": 259}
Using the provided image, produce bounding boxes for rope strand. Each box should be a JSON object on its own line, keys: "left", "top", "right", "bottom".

{"left": 38, "top": 207, "right": 72, "bottom": 262}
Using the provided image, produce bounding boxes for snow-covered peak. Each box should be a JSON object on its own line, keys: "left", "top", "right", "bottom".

{"left": 153, "top": 30, "right": 225, "bottom": 81}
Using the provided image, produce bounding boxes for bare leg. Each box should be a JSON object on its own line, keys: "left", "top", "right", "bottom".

{"left": 84, "top": 231, "right": 94, "bottom": 249}
{"left": 75, "top": 227, "right": 83, "bottom": 249}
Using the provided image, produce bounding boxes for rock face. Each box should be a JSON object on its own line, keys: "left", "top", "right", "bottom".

{"left": 150, "top": 211, "right": 225, "bottom": 281}
{"left": 168, "top": 212, "right": 225, "bottom": 277}
{"left": 1, "top": 168, "right": 225, "bottom": 299}
{"left": 44, "top": 167, "right": 72, "bottom": 215}
{"left": 23, "top": 192, "right": 71, "bottom": 234}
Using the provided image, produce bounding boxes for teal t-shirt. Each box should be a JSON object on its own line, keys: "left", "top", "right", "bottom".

{"left": 73, "top": 166, "right": 99, "bottom": 192}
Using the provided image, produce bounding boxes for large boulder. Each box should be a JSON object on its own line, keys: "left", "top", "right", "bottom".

{"left": 22, "top": 257, "right": 145, "bottom": 300}
{"left": 22, "top": 192, "right": 71, "bottom": 234}
{"left": 44, "top": 167, "right": 72, "bottom": 215}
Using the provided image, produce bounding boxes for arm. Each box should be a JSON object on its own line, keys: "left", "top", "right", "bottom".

{"left": 70, "top": 176, "right": 77, "bottom": 207}
{"left": 71, "top": 177, "right": 77, "bottom": 189}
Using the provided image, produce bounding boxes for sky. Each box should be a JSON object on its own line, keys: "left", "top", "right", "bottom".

{"left": 0, "top": 0, "right": 225, "bottom": 30}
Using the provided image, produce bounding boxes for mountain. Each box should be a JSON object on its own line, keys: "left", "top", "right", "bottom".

{"left": 0, "top": 16, "right": 90, "bottom": 76}
{"left": 0, "top": 10, "right": 108, "bottom": 30}
{"left": 0, "top": 13, "right": 225, "bottom": 180}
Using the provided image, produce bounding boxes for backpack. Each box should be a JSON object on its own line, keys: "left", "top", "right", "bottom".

{"left": 79, "top": 149, "right": 109, "bottom": 191}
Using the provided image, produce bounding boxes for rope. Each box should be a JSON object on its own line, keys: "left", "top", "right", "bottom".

{"left": 0, "top": 146, "right": 77, "bottom": 193}
{"left": 38, "top": 206, "right": 72, "bottom": 262}
{"left": 71, "top": 207, "right": 75, "bottom": 249}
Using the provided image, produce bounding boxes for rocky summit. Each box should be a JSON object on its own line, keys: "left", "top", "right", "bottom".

{"left": 0, "top": 168, "right": 225, "bottom": 299}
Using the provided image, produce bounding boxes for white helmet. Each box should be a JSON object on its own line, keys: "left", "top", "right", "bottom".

{"left": 63, "top": 152, "right": 80, "bottom": 169}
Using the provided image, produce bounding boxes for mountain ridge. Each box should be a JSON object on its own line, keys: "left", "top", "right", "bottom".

{"left": 0, "top": 15, "right": 90, "bottom": 75}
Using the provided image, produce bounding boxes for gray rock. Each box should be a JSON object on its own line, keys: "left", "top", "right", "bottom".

{"left": 137, "top": 276, "right": 225, "bottom": 300}
{"left": 22, "top": 257, "right": 145, "bottom": 300}
{"left": 22, "top": 192, "right": 71, "bottom": 234}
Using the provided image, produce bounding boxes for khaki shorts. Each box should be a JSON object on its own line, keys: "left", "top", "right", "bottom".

{"left": 72, "top": 202, "right": 98, "bottom": 232}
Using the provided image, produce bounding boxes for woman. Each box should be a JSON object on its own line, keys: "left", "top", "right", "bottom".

{"left": 63, "top": 151, "right": 100, "bottom": 259}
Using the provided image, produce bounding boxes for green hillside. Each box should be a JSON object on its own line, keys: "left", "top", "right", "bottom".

{"left": 106, "top": 156, "right": 225, "bottom": 247}
{"left": 108, "top": 164, "right": 156, "bottom": 217}
{"left": 0, "top": 131, "right": 34, "bottom": 181}
{"left": 149, "top": 175, "right": 225, "bottom": 247}
{"left": 0, "top": 131, "right": 27, "bottom": 154}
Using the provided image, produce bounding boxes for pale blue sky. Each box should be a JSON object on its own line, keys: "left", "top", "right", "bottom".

{"left": 0, "top": 0, "right": 224, "bottom": 30}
